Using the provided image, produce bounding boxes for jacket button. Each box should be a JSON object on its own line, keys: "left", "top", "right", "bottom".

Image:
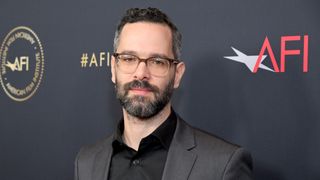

{"left": 132, "top": 159, "right": 140, "bottom": 166}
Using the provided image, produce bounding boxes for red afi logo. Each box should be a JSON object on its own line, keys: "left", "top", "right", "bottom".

{"left": 224, "top": 35, "right": 309, "bottom": 73}
{"left": 254, "top": 35, "right": 309, "bottom": 73}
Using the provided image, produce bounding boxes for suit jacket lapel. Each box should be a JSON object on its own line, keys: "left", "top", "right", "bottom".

{"left": 92, "top": 137, "right": 114, "bottom": 180}
{"left": 161, "top": 118, "right": 197, "bottom": 180}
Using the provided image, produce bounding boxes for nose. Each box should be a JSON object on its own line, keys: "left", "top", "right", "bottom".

{"left": 133, "top": 61, "right": 151, "bottom": 80}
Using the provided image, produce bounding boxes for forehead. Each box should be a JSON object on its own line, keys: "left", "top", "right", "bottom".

{"left": 117, "top": 22, "right": 173, "bottom": 57}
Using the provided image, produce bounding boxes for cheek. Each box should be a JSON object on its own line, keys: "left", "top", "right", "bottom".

{"left": 114, "top": 71, "right": 131, "bottom": 85}
{"left": 153, "top": 76, "right": 174, "bottom": 92}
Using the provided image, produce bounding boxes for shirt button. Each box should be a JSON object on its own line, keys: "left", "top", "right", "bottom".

{"left": 132, "top": 159, "right": 140, "bottom": 166}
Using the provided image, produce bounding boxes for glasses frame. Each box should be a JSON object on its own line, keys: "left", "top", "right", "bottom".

{"left": 112, "top": 53, "right": 181, "bottom": 76}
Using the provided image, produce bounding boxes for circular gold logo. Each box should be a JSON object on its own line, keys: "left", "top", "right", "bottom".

{"left": 0, "top": 26, "right": 44, "bottom": 101}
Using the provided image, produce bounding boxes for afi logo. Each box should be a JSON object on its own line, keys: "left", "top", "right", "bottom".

{"left": 5, "top": 56, "right": 29, "bottom": 72}
{"left": 224, "top": 35, "right": 309, "bottom": 73}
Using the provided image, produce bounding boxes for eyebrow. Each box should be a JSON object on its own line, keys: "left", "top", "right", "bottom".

{"left": 118, "top": 50, "right": 172, "bottom": 59}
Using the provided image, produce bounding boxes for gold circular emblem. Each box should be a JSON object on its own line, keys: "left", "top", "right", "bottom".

{"left": 0, "top": 26, "right": 45, "bottom": 101}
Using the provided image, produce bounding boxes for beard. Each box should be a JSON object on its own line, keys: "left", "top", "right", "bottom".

{"left": 115, "top": 78, "right": 174, "bottom": 119}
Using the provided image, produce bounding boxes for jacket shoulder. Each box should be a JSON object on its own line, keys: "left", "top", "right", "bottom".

{"left": 177, "top": 118, "right": 240, "bottom": 153}
{"left": 74, "top": 135, "right": 113, "bottom": 180}
{"left": 77, "top": 135, "right": 113, "bottom": 159}
{"left": 192, "top": 126, "right": 240, "bottom": 153}
{"left": 179, "top": 120, "right": 253, "bottom": 179}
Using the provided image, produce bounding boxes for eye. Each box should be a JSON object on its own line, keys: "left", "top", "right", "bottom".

{"left": 119, "top": 55, "right": 137, "bottom": 63}
{"left": 149, "top": 57, "right": 167, "bottom": 66}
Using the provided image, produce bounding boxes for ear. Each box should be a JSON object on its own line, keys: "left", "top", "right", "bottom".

{"left": 173, "top": 62, "right": 185, "bottom": 88}
{"left": 111, "top": 56, "right": 116, "bottom": 84}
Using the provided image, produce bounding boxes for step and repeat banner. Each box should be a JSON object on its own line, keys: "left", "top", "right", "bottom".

{"left": 1, "top": 0, "right": 319, "bottom": 179}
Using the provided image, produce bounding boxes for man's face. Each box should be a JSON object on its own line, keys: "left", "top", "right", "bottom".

{"left": 111, "top": 22, "right": 185, "bottom": 119}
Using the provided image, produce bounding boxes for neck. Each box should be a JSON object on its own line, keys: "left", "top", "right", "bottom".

{"left": 122, "top": 103, "right": 171, "bottom": 151}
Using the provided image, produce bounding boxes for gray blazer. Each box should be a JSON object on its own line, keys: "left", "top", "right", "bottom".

{"left": 75, "top": 117, "right": 253, "bottom": 180}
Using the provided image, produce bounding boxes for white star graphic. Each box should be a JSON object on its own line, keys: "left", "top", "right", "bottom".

{"left": 224, "top": 47, "right": 274, "bottom": 72}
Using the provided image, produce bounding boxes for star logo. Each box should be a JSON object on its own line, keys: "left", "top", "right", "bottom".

{"left": 224, "top": 47, "right": 274, "bottom": 72}
{"left": 4, "top": 60, "right": 18, "bottom": 71}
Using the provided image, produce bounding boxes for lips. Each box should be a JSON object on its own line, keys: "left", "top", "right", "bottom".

{"left": 129, "top": 87, "right": 152, "bottom": 95}
{"left": 131, "top": 87, "right": 151, "bottom": 91}
{"left": 123, "top": 80, "right": 158, "bottom": 96}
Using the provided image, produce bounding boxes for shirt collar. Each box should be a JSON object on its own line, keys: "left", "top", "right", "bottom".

{"left": 112, "top": 109, "right": 177, "bottom": 151}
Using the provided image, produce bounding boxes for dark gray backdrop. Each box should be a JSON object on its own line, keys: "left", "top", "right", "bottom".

{"left": 1, "top": 0, "right": 319, "bottom": 179}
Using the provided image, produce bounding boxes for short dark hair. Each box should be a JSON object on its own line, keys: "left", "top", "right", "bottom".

{"left": 113, "top": 7, "right": 182, "bottom": 59}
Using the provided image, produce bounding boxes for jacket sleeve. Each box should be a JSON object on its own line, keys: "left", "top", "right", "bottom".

{"left": 222, "top": 148, "right": 253, "bottom": 180}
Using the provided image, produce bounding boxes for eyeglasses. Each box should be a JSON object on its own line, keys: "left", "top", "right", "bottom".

{"left": 113, "top": 53, "right": 181, "bottom": 77}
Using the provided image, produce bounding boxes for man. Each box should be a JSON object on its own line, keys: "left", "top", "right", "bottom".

{"left": 75, "top": 7, "right": 253, "bottom": 180}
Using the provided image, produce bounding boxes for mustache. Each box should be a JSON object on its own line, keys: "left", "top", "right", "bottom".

{"left": 123, "top": 80, "right": 159, "bottom": 93}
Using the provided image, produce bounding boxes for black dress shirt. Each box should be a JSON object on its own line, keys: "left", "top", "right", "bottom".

{"left": 108, "top": 111, "right": 177, "bottom": 180}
